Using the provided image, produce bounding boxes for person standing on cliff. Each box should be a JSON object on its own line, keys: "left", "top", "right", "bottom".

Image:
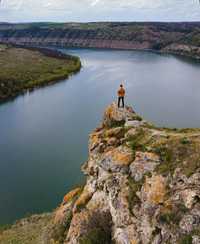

{"left": 117, "top": 84, "right": 125, "bottom": 108}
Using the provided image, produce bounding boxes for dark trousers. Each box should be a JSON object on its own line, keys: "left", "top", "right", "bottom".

{"left": 118, "top": 97, "right": 124, "bottom": 108}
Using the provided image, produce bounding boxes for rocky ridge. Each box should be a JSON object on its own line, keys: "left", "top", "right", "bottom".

{"left": 1, "top": 102, "right": 200, "bottom": 244}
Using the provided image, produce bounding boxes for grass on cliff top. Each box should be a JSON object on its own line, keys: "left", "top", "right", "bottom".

{"left": 0, "top": 46, "right": 81, "bottom": 100}
{"left": 153, "top": 135, "right": 200, "bottom": 177}
{"left": 125, "top": 125, "right": 200, "bottom": 177}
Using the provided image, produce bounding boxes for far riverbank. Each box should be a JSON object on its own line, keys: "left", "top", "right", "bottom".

{"left": 0, "top": 44, "right": 81, "bottom": 102}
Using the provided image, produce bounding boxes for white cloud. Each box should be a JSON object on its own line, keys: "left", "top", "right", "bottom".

{"left": 0, "top": 0, "right": 23, "bottom": 10}
{"left": 90, "top": 0, "right": 100, "bottom": 7}
{"left": 0, "top": 0, "right": 200, "bottom": 22}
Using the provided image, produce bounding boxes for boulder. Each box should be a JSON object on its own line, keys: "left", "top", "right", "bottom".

{"left": 141, "top": 175, "right": 167, "bottom": 205}
{"left": 125, "top": 120, "right": 145, "bottom": 128}
{"left": 102, "top": 102, "right": 135, "bottom": 128}
{"left": 100, "top": 146, "right": 134, "bottom": 173}
{"left": 114, "top": 225, "right": 140, "bottom": 244}
{"left": 130, "top": 152, "right": 160, "bottom": 181}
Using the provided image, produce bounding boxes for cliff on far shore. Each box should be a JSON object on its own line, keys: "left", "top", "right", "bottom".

{"left": 1, "top": 102, "right": 200, "bottom": 244}
{"left": 0, "top": 22, "right": 200, "bottom": 59}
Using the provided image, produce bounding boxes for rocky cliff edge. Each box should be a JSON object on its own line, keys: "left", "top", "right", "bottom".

{"left": 1, "top": 103, "right": 200, "bottom": 244}
{"left": 50, "top": 103, "right": 200, "bottom": 244}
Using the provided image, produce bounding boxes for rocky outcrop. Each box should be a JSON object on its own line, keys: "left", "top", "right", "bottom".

{"left": 1, "top": 102, "right": 200, "bottom": 243}
{"left": 46, "top": 102, "right": 200, "bottom": 244}
{"left": 162, "top": 44, "right": 200, "bottom": 60}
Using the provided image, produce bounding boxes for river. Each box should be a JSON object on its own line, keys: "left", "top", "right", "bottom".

{"left": 1, "top": 48, "right": 200, "bottom": 224}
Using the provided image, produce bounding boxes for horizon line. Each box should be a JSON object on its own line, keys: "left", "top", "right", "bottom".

{"left": 1, "top": 20, "right": 200, "bottom": 25}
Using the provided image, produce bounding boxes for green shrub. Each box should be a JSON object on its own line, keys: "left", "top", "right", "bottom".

{"left": 0, "top": 224, "right": 11, "bottom": 233}
{"left": 179, "top": 234, "right": 193, "bottom": 244}
{"left": 132, "top": 115, "right": 143, "bottom": 121}
{"left": 180, "top": 137, "right": 190, "bottom": 145}
{"left": 127, "top": 128, "right": 147, "bottom": 158}
{"left": 110, "top": 120, "right": 125, "bottom": 128}
{"left": 159, "top": 211, "right": 181, "bottom": 225}
{"left": 80, "top": 228, "right": 111, "bottom": 244}
{"left": 50, "top": 211, "right": 73, "bottom": 243}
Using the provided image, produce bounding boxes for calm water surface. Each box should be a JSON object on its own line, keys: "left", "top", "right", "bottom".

{"left": 1, "top": 48, "right": 200, "bottom": 224}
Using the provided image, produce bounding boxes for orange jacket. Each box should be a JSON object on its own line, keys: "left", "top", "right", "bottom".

{"left": 118, "top": 87, "right": 125, "bottom": 97}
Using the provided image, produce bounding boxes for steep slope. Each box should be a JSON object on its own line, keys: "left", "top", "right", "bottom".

{"left": 1, "top": 103, "right": 200, "bottom": 243}
{"left": 0, "top": 22, "right": 200, "bottom": 59}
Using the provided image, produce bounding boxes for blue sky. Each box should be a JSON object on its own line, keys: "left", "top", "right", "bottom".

{"left": 0, "top": 0, "right": 200, "bottom": 23}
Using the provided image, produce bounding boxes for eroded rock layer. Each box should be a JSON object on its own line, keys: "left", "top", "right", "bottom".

{"left": 1, "top": 22, "right": 200, "bottom": 59}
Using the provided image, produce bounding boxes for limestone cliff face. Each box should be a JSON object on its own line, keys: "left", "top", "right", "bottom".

{"left": 48, "top": 103, "right": 200, "bottom": 244}
{"left": 1, "top": 22, "right": 200, "bottom": 59}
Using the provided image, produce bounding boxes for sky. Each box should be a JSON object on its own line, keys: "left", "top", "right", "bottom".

{"left": 0, "top": 0, "right": 200, "bottom": 23}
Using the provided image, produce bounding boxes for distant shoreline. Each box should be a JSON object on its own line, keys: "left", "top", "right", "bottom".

{"left": 13, "top": 43, "right": 200, "bottom": 62}
{"left": 2, "top": 41, "right": 200, "bottom": 62}
{"left": 0, "top": 45, "right": 81, "bottom": 103}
